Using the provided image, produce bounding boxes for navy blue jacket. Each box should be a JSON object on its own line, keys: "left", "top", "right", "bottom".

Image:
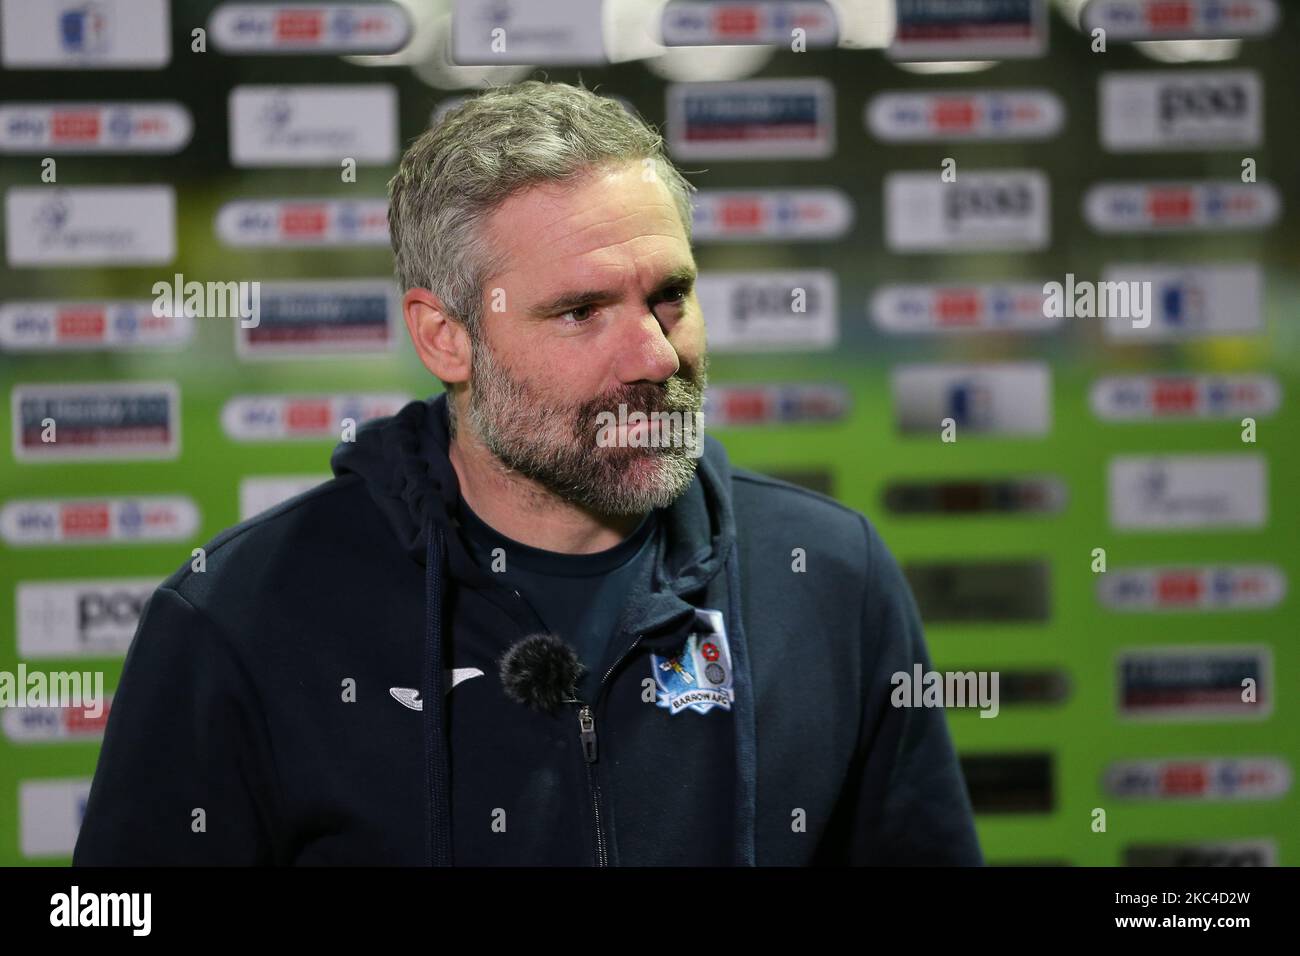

{"left": 74, "top": 394, "right": 982, "bottom": 866}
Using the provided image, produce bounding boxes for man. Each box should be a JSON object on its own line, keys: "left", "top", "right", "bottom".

{"left": 74, "top": 81, "right": 981, "bottom": 866}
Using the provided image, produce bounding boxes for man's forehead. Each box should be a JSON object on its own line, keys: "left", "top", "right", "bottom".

{"left": 485, "top": 167, "right": 690, "bottom": 279}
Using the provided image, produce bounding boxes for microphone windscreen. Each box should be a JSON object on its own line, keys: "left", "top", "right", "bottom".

{"left": 498, "top": 633, "right": 586, "bottom": 714}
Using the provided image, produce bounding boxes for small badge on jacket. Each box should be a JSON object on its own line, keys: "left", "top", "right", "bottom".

{"left": 652, "top": 608, "right": 735, "bottom": 715}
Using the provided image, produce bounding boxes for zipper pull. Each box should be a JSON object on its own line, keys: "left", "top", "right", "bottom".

{"left": 577, "top": 704, "right": 598, "bottom": 763}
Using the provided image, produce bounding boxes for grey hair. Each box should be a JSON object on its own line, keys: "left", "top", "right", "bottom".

{"left": 387, "top": 79, "right": 697, "bottom": 351}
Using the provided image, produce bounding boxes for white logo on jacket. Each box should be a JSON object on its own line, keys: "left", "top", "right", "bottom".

{"left": 390, "top": 668, "right": 484, "bottom": 710}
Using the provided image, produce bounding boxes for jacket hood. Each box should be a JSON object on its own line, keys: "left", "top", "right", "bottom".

{"left": 328, "top": 393, "right": 757, "bottom": 866}
{"left": 330, "top": 393, "right": 737, "bottom": 598}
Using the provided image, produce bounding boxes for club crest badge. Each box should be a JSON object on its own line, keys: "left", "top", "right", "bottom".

{"left": 652, "top": 608, "right": 735, "bottom": 716}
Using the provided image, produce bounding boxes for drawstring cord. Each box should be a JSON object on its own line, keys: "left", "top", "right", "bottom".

{"left": 725, "top": 548, "right": 758, "bottom": 866}
{"left": 424, "top": 517, "right": 452, "bottom": 867}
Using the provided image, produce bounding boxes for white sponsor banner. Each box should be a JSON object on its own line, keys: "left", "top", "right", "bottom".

{"left": 892, "top": 362, "right": 1052, "bottom": 435}
{"left": 209, "top": 3, "right": 412, "bottom": 53}
{"left": 4, "top": 695, "right": 114, "bottom": 743}
{"left": 696, "top": 270, "right": 837, "bottom": 351}
{"left": 11, "top": 381, "right": 180, "bottom": 462}
{"left": 703, "top": 384, "right": 849, "bottom": 427}
{"left": 1105, "top": 758, "right": 1290, "bottom": 801}
{"left": 1098, "top": 564, "right": 1286, "bottom": 613}
{"left": 867, "top": 89, "right": 1063, "bottom": 142}
{"left": 884, "top": 170, "right": 1049, "bottom": 252}
{"left": 871, "top": 283, "right": 1057, "bottom": 334}
{"left": 17, "top": 578, "right": 157, "bottom": 658}
{"left": 1109, "top": 454, "right": 1267, "bottom": 530}
{"left": 5, "top": 185, "right": 175, "bottom": 267}
{"left": 1, "top": 0, "right": 169, "bottom": 69}
{"left": 666, "top": 78, "right": 835, "bottom": 160}
{"left": 451, "top": 0, "right": 606, "bottom": 65}
{"left": 1117, "top": 644, "right": 1272, "bottom": 722}
{"left": 888, "top": 0, "right": 1047, "bottom": 59}
{"left": 215, "top": 198, "right": 389, "bottom": 247}
{"left": 1101, "top": 263, "right": 1262, "bottom": 341}
{"left": 1090, "top": 374, "right": 1280, "bottom": 420}
{"left": 1126, "top": 839, "right": 1278, "bottom": 866}
{"left": 660, "top": 1, "right": 839, "bottom": 46}
{"left": 1083, "top": 180, "right": 1280, "bottom": 233}
{"left": 239, "top": 475, "right": 331, "bottom": 521}
{"left": 221, "top": 394, "right": 408, "bottom": 441}
{"left": 1100, "top": 70, "right": 1262, "bottom": 151}
{"left": 691, "top": 189, "right": 852, "bottom": 241}
{"left": 1084, "top": 0, "right": 1279, "bottom": 40}
{"left": 229, "top": 84, "right": 397, "bottom": 167}
{"left": 0, "top": 102, "right": 192, "bottom": 153}
{"left": 0, "top": 300, "right": 191, "bottom": 351}
{"left": 0, "top": 496, "right": 200, "bottom": 547}
{"left": 19, "top": 778, "right": 90, "bottom": 857}
{"left": 236, "top": 280, "right": 399, "bottom": 359}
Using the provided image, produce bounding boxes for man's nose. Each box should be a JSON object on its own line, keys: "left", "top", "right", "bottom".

{"left": 614, "top": 308, "right": 680, "bottom": 384}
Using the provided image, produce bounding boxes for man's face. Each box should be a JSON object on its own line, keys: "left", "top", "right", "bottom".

{"left": 463, "top": 161, "right": 708, "bottom": 517}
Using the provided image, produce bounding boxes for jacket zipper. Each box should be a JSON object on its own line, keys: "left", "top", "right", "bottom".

{"left": 573, "top": 631, "right": 644, "bottom": 867}
{"left": 576, "top": 704, "right": 607, "bottom": 866}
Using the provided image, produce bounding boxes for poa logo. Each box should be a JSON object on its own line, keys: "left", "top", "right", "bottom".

{"left": 1043, "top": 274, "right": 1153, "bottom": 327}
{"left": 595, "top": 404, "right": 704, "bottom": 459}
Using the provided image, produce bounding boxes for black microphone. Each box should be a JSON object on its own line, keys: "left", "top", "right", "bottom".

{"left": 498, "top": 633, "right": 586, "bottom": 715}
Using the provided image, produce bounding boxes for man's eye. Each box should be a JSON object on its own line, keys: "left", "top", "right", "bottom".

{"left": 558, "top": 305, "right": 595, "bottom": 324}
{"left": 655, "top": 286, "right": 691, "bottom": 310}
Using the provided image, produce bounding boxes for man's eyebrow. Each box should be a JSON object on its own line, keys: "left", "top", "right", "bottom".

{"left": 656, "top": 266, "right": 699, "bottom": 292}
{"left": 525, "top": 266, "right": 698, "bottom": 317}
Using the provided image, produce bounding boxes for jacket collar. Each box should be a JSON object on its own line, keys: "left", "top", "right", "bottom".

{"left": 330, "top": 393, "right": 736, "bottom": 633}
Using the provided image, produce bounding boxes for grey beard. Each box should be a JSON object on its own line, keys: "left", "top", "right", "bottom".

{"left": 465, "top": 342, "right": 706, "bottom": 517}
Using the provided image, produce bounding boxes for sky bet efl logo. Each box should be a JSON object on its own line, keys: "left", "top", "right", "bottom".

{"left": 867, "top": 89, "right": 1063, "bottom": 142}
{"left": 216, "top": 198, "right": 389, "bottom": 247}
{"left": 0, "top": 300, "right": 191, "bottom": 351}
{"left": 0, "top": 102, "right": 192, "bottom": 153}
{"left": 1084, "top": 180, "right": 1280, "bottom": 232}
{"left": 872, "top": 283, "right": 1058, "bottom": 334}
{"left": 691, "top": 189, "right": 852, "bottom": 242}
{"left": 209, "top": 2, "right": 412, "bottom": 54}
{"left": 1083, "top": 0, "right": 1280, "bottom": 40}
{"left": 1090, "top": 374, "right": 1280, "bottom": 420}
{"left": 1105, "top": 757, "right": 1290, "bottom": 801}
{"left": 221, "top": 393, "right": 409, "bottom": 441}
{"left": 660, "top": 1, "right": 839, "bottom": 47}
{"left": 0, "top": 496, "right": 199, "bottom": 547}
{"left": 1098, "top": 564, "right": 1286, "bottom": 613}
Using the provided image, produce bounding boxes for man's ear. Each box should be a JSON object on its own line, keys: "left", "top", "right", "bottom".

{"left": 403, "top": 288, "right": 471, "bottom": 383}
